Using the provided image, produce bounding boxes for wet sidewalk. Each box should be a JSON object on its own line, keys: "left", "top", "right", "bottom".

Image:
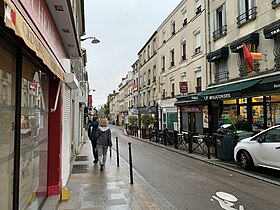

{"left": 56, "top": 139, "right": 174, "bottom": 210}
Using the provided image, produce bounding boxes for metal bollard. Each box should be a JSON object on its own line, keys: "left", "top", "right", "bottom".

{"left": 128, "top": 142, "right": 133, "bottom": 184}
{"left": 206, "top": 134, "right": 210, "bottom": 159}
{"left": 116, "top": 137, "right": 119, "bottom": 167}
{"left": 188, "top": 133, "right": 193, "bottom": 154}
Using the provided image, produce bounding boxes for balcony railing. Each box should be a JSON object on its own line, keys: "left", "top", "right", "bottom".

{"left": 213, "top": 25, "right": 227, "bottom": 40}
{"left": 237, "top": 7, "right": 257, "bottom": 27}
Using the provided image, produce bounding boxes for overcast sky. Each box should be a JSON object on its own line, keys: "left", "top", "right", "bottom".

{"left": 82, "top": 0, "right": 182, "bottom": 108}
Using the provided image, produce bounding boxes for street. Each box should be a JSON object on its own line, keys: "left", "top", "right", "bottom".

{"left": 110, "top": 126, "right": 280, "bottom": 210}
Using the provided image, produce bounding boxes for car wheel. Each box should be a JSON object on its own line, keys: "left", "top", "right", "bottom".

{"left": 240, "top": 151, "right": 253, "bottom": 170}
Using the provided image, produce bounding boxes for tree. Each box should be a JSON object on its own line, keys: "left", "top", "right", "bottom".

{"left": 141, "top": 114, "right": 154, "bottom": 128}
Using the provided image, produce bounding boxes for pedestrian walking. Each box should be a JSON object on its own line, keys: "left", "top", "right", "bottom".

{"left": 88, "top": 116, "right": 99, "bottom": 163}
{"left": 96, "top": 118, "right": 112, "bottom": 171}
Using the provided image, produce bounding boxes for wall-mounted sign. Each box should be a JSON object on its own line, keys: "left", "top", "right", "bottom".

{"left": 179, "top": 81, "right": 188, "bottom": 93}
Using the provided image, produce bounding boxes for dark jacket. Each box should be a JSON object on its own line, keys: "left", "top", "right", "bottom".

{"left": 88, "top": 120, "right": 99, "bottom": 141}
{"left": 96, "top": 127, "right": 112, "bottom": 146}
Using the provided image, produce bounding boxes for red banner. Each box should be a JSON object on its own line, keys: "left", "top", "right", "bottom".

{"left": 88, "top": 95, "right": 92, "bottom": 108}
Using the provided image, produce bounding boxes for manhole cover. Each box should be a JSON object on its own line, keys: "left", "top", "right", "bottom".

{"left": 72, "top": 164, "right": 89, "bottom": 174}
{"left": 75, "top": 156, "right": 88, "bottom": 161}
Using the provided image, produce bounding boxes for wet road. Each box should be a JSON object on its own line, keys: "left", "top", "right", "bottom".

{"left": 110, "top": 126, "right": 280, "bottom": 210}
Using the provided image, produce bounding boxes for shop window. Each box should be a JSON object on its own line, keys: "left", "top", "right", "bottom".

{"left": 224, "top": 99, "right": 238, "bottom": 104}
{"left": 267, "top": 95, "right": 280, "bottom": 102}
{"left": 0, "top": 36, "right": 16, "bottom": 210}
{"left": 252, "top": 96, "right": 263, "bottom": 103}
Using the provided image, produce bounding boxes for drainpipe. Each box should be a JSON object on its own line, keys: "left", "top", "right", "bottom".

{"left": 206, "top": 0, "right": 212, "bottom": 85}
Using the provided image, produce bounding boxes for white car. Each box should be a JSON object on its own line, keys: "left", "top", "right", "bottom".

{"left": 234, "top": 125, "right": 280, "bottom": 170}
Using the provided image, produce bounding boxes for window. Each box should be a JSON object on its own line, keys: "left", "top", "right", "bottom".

{"left": 152, "top": 38, "right": 156, "bottom": 54}
{"left": 194, "top": 28, "right": 201, "bottom": 54}
{"left": 170, "top": 48, "right": 175, "bottom": 67}
{"left": 213, "top": 5, "right": 227, "bottom": 40}
{"left": 161, "top": 55, "right": 165, "bottom": 71}
{"left": 182, "top": 7, "right": 187, "bottom": 26}
{"left": 171, "top": 20, "right": 176, "bottom": 35}
{"left": 195, "top": 0, "right": 201, "bottom": 15}
{"left": 181, "top": 39, "right": 187, "bottom": 61}
{"left": 153, "top": 65, "right": 156, "bottom": 82}
{"left": 162, "top": 29, "right": 166, "bottom": 43}
{"left": 238, "top": 43, "right": 258, "bottom": 76}
{"left": 195, "top": 67, "right": 202, "bottom": 92}
{"left": 214, "top": 59, "right": 228, "bottom": 82}
{"left": 171, "top": 83, "right": 175, "bottom": 97}
{"left": 147, "top": 45, "right": 150, "bottom": 58}
{"left": 143, "top": 50, "right": 146, "bottom": 62}
{"left": 148, "top": 69, "right": 151, "bottom": 85}
{"left": 237, "top": 0, "right": 256, "bottom": 26}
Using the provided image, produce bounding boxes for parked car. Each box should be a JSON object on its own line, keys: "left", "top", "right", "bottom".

{"left": 234, "top": 125, "right": 280, "bottom": 170}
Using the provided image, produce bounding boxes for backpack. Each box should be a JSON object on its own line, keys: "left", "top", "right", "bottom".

{"left": 90, "top": 125, "right": 98, "bottom": 141}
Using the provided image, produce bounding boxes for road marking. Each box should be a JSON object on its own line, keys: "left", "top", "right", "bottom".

{"left": 211, "top": 191, "right": 245, "bottom": 210}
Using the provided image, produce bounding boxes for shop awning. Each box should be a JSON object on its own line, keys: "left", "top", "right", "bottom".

{"left": 230, "top": 33, "right": 259, "bottom": 53}
{"left": 258, "top": 74, "right": 280, "bottom": 93}
{"left": 174, "top": 94, "right": 204, "bottom": 106}
{"left": 202, "top": 79, "right": 261, "bottom": 100}
{"left": 264, "top": 19, "right": 280, "bottom": 39}
{"left": 207, "top": 47, "right": 229, "bottom": 62}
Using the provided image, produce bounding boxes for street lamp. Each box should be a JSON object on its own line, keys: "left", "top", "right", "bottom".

{"left": 81, "top": 36, "right": 100, "bottom": 44}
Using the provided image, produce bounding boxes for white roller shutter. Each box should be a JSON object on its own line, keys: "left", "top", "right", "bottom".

{"left": 62, "top": 85, "right": 72, "bottom": 186}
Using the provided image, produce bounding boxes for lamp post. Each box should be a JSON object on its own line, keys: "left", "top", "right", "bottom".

{"left": 81, "top": 36, "right": 100, "bottom": 44}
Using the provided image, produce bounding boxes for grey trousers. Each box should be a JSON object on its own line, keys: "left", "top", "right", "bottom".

{"left": 97, "top": 145, "right": 109, "bottom": 165}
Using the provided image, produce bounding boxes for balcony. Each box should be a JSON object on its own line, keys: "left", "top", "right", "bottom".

{"left": 213, "top": 25, "right": 227, "bottom": 40}
{"left": 237, "top": 7, "right": 257, "bottom": 27}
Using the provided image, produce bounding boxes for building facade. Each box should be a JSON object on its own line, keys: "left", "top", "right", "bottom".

{"left": 0, "top": 0, "right": 87, "bottom": 209}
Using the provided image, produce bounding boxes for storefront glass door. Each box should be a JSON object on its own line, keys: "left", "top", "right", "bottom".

{"left": 19, "top": 57, "right": 49, "bottom": 209}
{"left": 0, "top": 36, "right": 16, "bottom": 210}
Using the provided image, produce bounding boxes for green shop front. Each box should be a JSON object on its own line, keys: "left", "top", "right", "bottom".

{"left": 202, "top": 74, "right": 280, "bottom": 134}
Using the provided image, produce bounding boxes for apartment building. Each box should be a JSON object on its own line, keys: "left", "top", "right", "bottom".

{"left": 137, "top": 31, "right": 158, "bottom": 122}
{"left": 203, "top": 0, "right": 280, "bottom": 134}
{"left": 156, "top": 0, "right": 207, "bottom": 132}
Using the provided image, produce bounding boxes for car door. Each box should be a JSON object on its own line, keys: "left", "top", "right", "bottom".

{"left": 253, "top": 127, "right": 280, "bottom": 169}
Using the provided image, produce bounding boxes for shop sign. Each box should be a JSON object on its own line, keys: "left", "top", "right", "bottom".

{"left": 181, "top": 106, "right": 202, "bottom": 112}
{"left": 204, "top": 93, "right": 232, "bottom": 100}
{"left": 88, "top": 95, "right": 92, "bottom": 108}
{"left": 251, "top": 53, "right": 263, "bottom": 60}
{"left": 179, "top": 82, "right": 188, "bottom": 93}
{"left": 16, "top": 0, "right": 67, "bottom": 64}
